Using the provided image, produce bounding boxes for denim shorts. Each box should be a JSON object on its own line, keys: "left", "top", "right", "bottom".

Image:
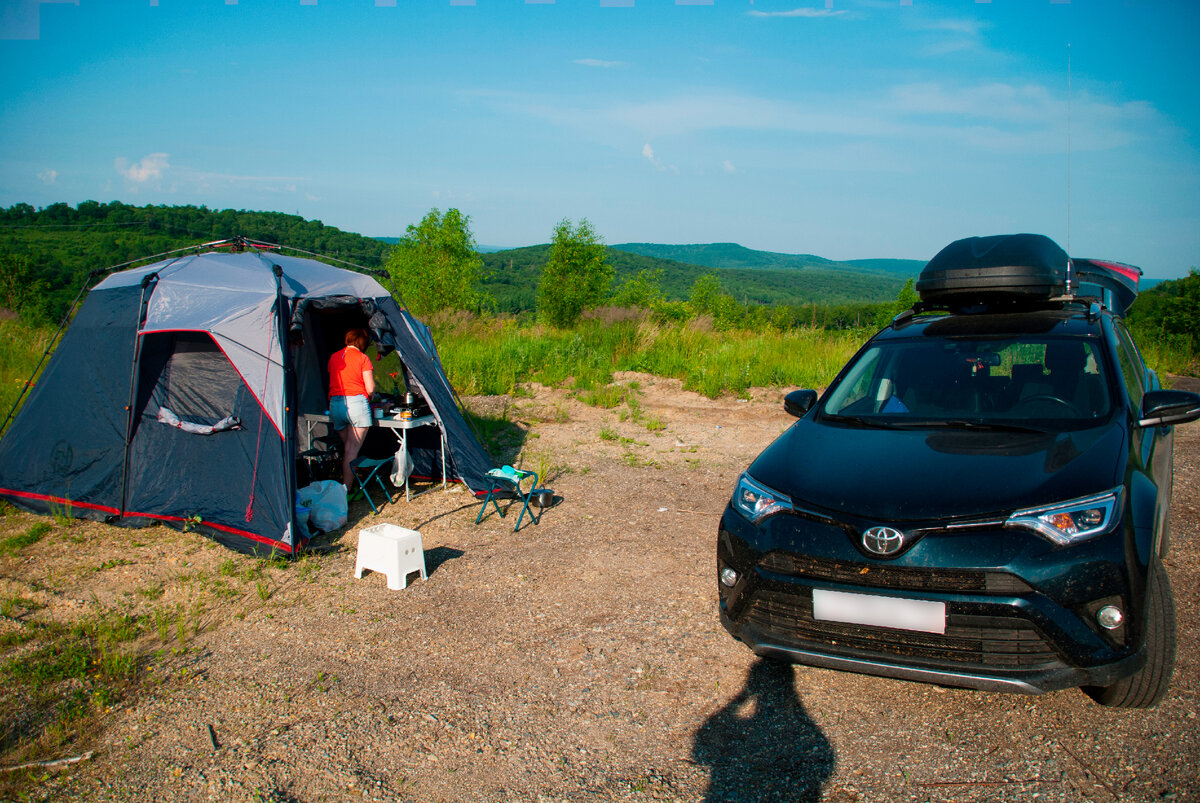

{"left": 329, "top": 395, "right": 371, "bottom": 430}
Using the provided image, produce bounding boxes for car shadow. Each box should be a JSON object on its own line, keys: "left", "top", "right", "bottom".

{"left": 692, "top": 659, "right": 835, "bottom": 803}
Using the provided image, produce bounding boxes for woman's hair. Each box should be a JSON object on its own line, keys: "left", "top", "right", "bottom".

{"left": 344, "top": 328, "right": 370, "bottom": 351}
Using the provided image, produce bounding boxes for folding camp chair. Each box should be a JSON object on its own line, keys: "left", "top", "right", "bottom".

{"left": 475, "top": 466, "right": 541, "bottom": 532}
{"left": 350, "top": 456, "right": 395, "bottom": 514}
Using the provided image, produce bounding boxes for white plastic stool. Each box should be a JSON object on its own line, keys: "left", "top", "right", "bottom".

{"left": 354, "top": 524, "right": 426, "bottom": 590}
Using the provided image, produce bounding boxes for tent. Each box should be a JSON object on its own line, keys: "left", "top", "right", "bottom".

{"left": 0, "top": 245, "right": 495, "bottom": 555}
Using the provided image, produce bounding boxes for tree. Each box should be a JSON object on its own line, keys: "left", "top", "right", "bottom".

{"left": 537, "top": 218, "right": 614, "bottom": 327}
{"left": 688, "top": 272, "right": 743, "bottom": 330}
{"left": 873, "top": 277, "right": 918, "bottom": 327}
{"left": 384, "top": 208, "right": 484, "bottom": 316}
{"left": 0, "top": 253, "right": 48, "bottom": 323}
{"left": 611, "top": 268, "right": 665, "bottom": 309}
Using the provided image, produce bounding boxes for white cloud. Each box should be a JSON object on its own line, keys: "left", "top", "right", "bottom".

{"left": 723, "top": 160, "right": 736, "bottom": 174}
{"left": 37, "top": 169, "right": 57, "bottom": 185}
{"left": 497, "top": 80, "right": 1166, "bottom": 158}
{"left": 746, "top": 8, "right": 847, "bottom": 18}
{"left": 115, "top": 152, "right": 169, "bottom": 183}
{"left": 574, "top": 58, "right": 626, "bottom": 68}
{"left": 908, "top": 16, "right": 988, "bottom": 57}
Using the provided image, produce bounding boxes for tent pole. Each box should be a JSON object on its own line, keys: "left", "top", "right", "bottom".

{"left": 117, "top": 274, "right": 158, "bottom": 518}
{"left": 272, "top": 262, "right": 300, "bottom": 556}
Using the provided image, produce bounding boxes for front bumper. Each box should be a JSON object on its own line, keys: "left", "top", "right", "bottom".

{"left": 717, "top": 505, "right": 1147, "bottom": 696}
{"left": 719, "top": 605, "right": 1143, "bottom": 695}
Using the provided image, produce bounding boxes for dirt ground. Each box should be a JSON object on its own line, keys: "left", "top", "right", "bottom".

{"left": 3, "top": 372, "right": 1199, "bottom": 802}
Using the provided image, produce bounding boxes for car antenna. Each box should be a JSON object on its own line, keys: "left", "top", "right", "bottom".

{"left": 1064, "top": 42, "right": 1074, "bottom": 296}
{"left": 1066, "top": 44, "right": 1072, "bottom": 251}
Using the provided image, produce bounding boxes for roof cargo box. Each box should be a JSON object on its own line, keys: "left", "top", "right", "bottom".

{"left": 917, "top": 233, "right": 1068, "bottom": 304}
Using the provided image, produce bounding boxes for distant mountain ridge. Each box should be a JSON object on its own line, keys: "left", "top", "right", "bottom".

{"left": 479, "top": 243, "right": 910, "bottom": 314}
{"left": 611, "top": 242, "right": 924, "bottom": 277}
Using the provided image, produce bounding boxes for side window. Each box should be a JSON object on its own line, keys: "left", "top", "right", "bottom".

{"left": 1112, "top": 323, "right": 1145, "bottom": 408}
{"left": 825, "top": 346, "right": 882, "bottom": 415}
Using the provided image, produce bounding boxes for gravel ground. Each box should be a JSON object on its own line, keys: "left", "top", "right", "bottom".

{"left": 3, "top": 372, "right": 1198, "bottom": 802}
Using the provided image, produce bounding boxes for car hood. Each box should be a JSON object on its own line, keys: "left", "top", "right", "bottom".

{"left": 747, "top": 417, "right": 1127, "bottom": 523}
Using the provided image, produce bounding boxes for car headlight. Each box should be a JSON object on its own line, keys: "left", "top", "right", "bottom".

{"left": 733, "top": 473, "right": 793, "bottom": 523}
{"left": 1004, "top": 489, "right": 1121, "bottom": 546}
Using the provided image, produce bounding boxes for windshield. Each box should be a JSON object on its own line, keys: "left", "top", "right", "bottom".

{"left": 822, "top": 337, "right": 1112, "bottom": 429}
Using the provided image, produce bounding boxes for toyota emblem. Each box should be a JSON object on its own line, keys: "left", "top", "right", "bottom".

{"left": 862, "top": 526, "right": 905, "bottom": 556}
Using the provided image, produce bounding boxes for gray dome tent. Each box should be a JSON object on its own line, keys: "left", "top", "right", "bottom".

{"left": 0, "top": 244, "right": 494, "bottom": 555}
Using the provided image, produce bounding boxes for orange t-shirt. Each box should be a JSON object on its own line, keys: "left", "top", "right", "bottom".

{"left": 328, "top": 346, "right": 372, "bottom": 398}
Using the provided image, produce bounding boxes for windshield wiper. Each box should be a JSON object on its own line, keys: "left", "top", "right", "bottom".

{"left": 821, "top": 414, "right": 903, "bottom": 429}
{"left": 912, "top": 419, "right": 1048, "bottom": 434}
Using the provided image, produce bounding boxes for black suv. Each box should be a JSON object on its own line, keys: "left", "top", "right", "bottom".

{"left": 718, "top": 234, "right": 1200, "bottom": 708}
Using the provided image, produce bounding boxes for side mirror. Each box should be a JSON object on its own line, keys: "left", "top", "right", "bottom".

{"left": 1138, "top": 389, "right": 1200, "bottom": 428}
{"left": 783, "top": 389, "right": 818, "bottom": 418}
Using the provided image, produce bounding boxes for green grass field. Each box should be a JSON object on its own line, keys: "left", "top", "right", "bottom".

{"left": 429, "top": 313, "right": 868, "bottom": 398}
{"left": 2, "top": 311, "right": 1196, "bottom": 431}
{"left": 0, "top": 317, "right": 58, "bottom": 429}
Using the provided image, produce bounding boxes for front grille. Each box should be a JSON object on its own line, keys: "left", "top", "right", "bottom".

{"left": 744, "top": 589, "right": 1059, "bottom": 668}
{"left": 759, "top": 552, "right": 1032, "bottom": 594}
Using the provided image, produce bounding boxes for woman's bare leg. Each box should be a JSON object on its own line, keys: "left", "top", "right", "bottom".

{"left": 339, "top": 426, "right": 368, "bottom": 488}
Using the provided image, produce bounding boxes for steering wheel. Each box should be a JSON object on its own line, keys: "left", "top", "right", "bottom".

{"left": 1020, "top": 395, "right": 1080, "bottom": 416}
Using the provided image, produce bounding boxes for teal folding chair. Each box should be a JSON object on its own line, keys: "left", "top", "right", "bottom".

{"left": 475, "top": 466, "right": 540, "bottom": 531}
{"left": 350, "top": 456, "right": 395, "bottom": 514}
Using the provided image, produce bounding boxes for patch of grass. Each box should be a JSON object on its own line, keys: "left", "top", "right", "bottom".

{"left": 218, "top": 558, "right": 237, "bottom": 577}
{"left": 433, "top": 317, "right": 867, "bottom": 399}
{"left": 0, "top": 594, "right": 42, "bottom": 619}
{"left": 621, "top": 451, "right": 661, "bottom": 469}
{"left": 0, "top": 521, "right": 52, "bottom": 555}
{"left": 599, "top": 426, "right": 618, "bottom": 442}
{"left": 91, "top": 557, "right": 134, "bottom": 573}
{"left": 46, "top": 498, "right": 74, "bottom": 527}
{"left": 0, "top": 606, "right": 143, "bottom": 778}
{"left": 523, "top": 449, "right": 568, "bottom": 486}
{"left": 297, "top": 556, "right": 319, "bottom": 583}
{"left": 314, "top": 671, "right": 339, "bottom": 693}
{"left": 256, "top": 579, "right": 270, "bottom": 602}
{"left": 153, "top": 608, "right": 172, "bottom": 642}
{"left": 577, "top": 384, "right": 627, "bottom": 409}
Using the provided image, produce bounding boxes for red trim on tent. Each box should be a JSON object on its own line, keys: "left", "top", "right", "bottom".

{"left": 0, "top": 488, "right": 121, "bottom": 515}
{"left": 123, "top": 510, "right": 293, "bottom": 553}
{"left": 0, "top": 489, "right": 292, "bottom": 554}
{"left": 136, "top": 328, "right": 285, "bottom": 440}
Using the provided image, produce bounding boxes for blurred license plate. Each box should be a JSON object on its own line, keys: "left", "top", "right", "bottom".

{"left": 812, "top": 589, "right": 946, "bottom": 634}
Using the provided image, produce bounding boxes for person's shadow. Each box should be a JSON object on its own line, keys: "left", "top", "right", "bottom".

{"left": 692, "top": 659, "right": 835, "bottom": 802}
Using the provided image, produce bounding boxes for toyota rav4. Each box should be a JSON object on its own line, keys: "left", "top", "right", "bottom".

{"left": 717, "top": 234, "right": 1200, "bottom": 708}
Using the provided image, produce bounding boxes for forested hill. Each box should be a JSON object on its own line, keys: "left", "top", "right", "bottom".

{"left": 0, "top": 201, "right": 389, "bottom": 322}
{"left": 2, "top": 201, "right": 910, "bottom": 324}
{"left": 481, "top": 244, "right": 907, "bottom": 314}
{"left": 612, "top": 242, "right": 924, "bottom": 277}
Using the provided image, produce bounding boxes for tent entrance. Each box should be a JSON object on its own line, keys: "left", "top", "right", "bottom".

{"left": 124, "top": 330, "right": 290, "bottom": 552}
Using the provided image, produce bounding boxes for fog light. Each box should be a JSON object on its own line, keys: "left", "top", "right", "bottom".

{"left": 1096, "top": 605, "right": 1124, "bottom": 630}
{"left": 720, "top": 567, "right": 739, "bottom": 588}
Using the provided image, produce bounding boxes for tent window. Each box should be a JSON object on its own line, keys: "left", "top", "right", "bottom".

{"left": 142, "top": 333, "right": 244, "bottom": 426}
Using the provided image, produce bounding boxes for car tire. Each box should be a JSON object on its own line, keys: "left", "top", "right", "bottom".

{"left": 1087, "top": 560, "right": 1176, "bottom": 708}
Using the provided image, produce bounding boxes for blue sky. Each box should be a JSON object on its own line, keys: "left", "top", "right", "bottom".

{"left": 1, "top": 0, "right": 1197, "bottom": 279}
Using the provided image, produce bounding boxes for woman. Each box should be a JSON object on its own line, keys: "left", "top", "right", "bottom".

{"left": 328, "top": 328, "right": 376, "bottom": 488}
